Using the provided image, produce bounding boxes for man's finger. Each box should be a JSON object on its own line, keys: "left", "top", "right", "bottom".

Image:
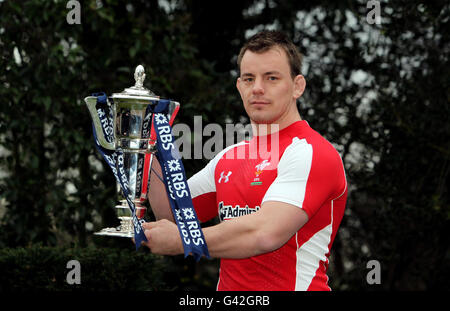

{"left": 142, "top": 221, "right": 157, "bottom": 230}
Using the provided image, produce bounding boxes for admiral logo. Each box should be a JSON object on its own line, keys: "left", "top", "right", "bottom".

{"left": 219, "top": 201, "right": 260, "bottom": 221}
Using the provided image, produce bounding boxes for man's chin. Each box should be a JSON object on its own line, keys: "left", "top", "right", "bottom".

{"left": 249, "top": 114, "right": 275, "bottom": 125}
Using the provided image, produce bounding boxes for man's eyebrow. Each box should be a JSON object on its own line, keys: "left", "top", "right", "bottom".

{"left": 241, "top": 71, "right": 282, "bottom": 77}
{"left": 264, "top": 71, "right": 282, "bottom": 76}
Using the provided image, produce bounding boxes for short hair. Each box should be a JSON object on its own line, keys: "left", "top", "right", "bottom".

{"left": 237, "top": 30, "right": 303, "bottom": 79}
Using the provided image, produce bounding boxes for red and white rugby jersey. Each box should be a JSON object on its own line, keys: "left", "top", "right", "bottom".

{"left": 188, "top": 120, "right": 347, "bottom": 291}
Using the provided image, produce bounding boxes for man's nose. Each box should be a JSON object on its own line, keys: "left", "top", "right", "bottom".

{"left": 252, "top": 77, "right": 264, "bottom": 95}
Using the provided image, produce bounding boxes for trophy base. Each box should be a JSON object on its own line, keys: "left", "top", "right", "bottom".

{"left": 94, "top": 216, "right": 134, "bottom": 238}
{"left": 94, "top": 203, "right": 147, "bottom": 238}
{"left": 94, "top": 228, "right": 133, "bottom": 238}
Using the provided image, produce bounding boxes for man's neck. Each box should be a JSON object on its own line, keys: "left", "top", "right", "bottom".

{"left": 251, "top": 113, "right": 302, "bottom": 137}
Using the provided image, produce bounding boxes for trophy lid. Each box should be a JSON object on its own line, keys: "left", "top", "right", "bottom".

{"left": 111, "top": 65, "right": 159, "bottom": 100}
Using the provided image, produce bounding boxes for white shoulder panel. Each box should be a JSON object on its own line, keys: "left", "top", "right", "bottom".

{"left": 261, "top": 137, "right": 313, "bottom": 208}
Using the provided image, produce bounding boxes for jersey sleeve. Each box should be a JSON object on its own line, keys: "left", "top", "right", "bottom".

{"left": 261, "top": 137, "right": 346, "bottom": 218}
{"left": 188, "top": 158, "right": 218, "bottom": 223}
{"left": 261, "top": 138, "right": 312, "bottom": 211}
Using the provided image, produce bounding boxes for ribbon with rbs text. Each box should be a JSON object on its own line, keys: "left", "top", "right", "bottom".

{"left": 91, "top": 93, "right": 209, "bottom": 260}
{"left": 152, "top": 100, "right": 210, "bottom": 261}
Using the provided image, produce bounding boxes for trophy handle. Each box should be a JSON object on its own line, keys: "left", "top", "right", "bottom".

{"left": 148, "top": 100, "right": 180, "bottom": 144}
{"left": 168, "top": 101, "right": 180, "bottom": 126}
{"left": 85, "top": 96, "right": 116, "bottom": 150}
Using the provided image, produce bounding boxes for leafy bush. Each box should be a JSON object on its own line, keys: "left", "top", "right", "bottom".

{"left": 0, "top": 245, "right": 172, "bottom": 291}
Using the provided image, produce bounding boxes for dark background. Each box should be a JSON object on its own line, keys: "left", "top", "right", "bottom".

{"left": 0, "top": 0, "right": 448, "bottom": 291}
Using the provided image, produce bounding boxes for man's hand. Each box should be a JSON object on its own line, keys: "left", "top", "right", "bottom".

{"left": 141, "top": 219, "right": 183, "bottom": 255}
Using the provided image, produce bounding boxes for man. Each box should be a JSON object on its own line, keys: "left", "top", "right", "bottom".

{"left": 143, "top": 30, "right": 348, "bottom": 291}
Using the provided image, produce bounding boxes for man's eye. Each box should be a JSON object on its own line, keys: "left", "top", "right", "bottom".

{"left": 244, "top": 78, "right": 254, "bottom": 82}
{"left": 268, "top": 76, "right": 278, "bottom": 81}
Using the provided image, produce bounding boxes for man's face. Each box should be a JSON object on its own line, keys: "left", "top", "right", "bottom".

{"left": 237, "top": 47, "right": 305, "bottom": 127}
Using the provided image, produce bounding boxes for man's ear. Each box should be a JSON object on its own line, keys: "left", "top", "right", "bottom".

{"left": 293, "top": 75, "right": 306, "bottom": 99}
{"left": 236, "top": 77, "right": 244, "bottom": 98}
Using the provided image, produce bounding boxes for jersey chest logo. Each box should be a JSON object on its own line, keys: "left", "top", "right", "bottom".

{"left": 251, "top": 159, "right": 271, "bottom": 186}
{"left": 218, "top": 170, "right": 232, "bottom": 183}
{"left": 218, "top": 201, "right": 260, "bottom": 221}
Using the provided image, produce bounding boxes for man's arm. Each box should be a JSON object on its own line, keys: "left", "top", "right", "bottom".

{"left": 203, "top": 200, "right": 309, "bottom": 258}
{"left": 147, "top": 156, "right": 174, "bottom": 222}
{"left": 142, "top": 200, "right": 309, "bottom": 259}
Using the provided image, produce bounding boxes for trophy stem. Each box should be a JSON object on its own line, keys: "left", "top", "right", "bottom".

{"left": 94, "top": 204, "right": 146, "bottom": 238}
{"left": 118, "top": 216, "right": 133, "bottom": 233}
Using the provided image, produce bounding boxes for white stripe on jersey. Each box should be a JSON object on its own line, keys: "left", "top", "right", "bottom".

{"left": 261, "top": 137, "right": 313, "bottom": 209}
{"left": 295, "top": 207, "right": 333, "bottom": 291}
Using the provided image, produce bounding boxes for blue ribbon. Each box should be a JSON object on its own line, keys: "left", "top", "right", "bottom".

{"left": 152, "top": 99, "right": 210, "bottom": 261}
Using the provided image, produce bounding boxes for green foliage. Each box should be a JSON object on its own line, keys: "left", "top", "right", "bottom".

{"left": 0, "top": 245, "right": 170, "bottom": 290}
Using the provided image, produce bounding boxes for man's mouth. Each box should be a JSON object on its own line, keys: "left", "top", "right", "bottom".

{"left": 249, "top": 100, "right": 270, "bottom": 106}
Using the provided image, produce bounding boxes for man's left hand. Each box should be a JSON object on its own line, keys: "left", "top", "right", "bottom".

{"left": 141, "top": 219, "right": 183, "bottom": 255}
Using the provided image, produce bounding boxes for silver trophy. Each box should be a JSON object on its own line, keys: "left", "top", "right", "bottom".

{"left": 85, "top": 65, "right": 179, "bottom": 237}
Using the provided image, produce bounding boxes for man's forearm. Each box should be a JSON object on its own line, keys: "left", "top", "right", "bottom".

{"left": 202, "top": 214, "right": 268, "bottom": 259}
{"left": 143, "top": 211, "right": 270, "bottom": 259}
{"left": 147, "top": 156, "right": 174, "bottom": 222}
{"left": 202, "top": 201, "right": 309, "bottom": 259}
